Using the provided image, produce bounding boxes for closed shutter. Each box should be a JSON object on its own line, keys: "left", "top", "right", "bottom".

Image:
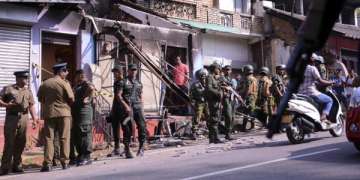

{"left": 0, "top": 23, "right": 31, "bottom": 120}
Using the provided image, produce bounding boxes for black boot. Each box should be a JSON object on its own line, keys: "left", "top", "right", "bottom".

{"left": 137, "top": 143, "right": 145, "bottom": 157}
{"left": 225, "top": 134, "right": 235, "bottom": 141}
{"left": 61, "top": 162, "right": 70, "bottom": 170}
{"left": 124, "top": 144, "right": 134, "bottom": 159}
{"left": 12, "top": 166, "right": 24, "bottom": 173}
{"left": 0, "top": 169, "right": 8, "bottom": 176}
{"left": 213, "top": 129, "right": 224, "bottom": 144}
{"left": 40, "top": 165, "right": 52, "bottom": 172}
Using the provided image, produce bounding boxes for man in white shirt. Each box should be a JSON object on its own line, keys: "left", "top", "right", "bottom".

{"left": 298, "top": 54, "right": 334, "bottom": 121}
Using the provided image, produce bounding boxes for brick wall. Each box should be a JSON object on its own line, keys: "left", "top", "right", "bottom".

{"left": 271, "top": 16, "right": 297, "bottom": 44}
{"left": 139, "top": 0, "right": 263, "bottom": 34}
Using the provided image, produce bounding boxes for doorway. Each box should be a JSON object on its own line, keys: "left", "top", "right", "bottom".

{"left": 41, "top": 32, "right": 77, "bottom": 83}
{"left": 161, "top": 46, "right": 188, "bottom": 115}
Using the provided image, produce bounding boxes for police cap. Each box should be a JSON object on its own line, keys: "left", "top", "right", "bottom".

{"left": 14, "top": 70, "right": 30, "bottom": 77}
{"left": 52, "top": 63, "right": 68, "bottom": 72}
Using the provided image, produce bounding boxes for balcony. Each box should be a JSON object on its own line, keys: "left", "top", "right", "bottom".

{"left": 149, "top": 0, "right": 196, "bottom": 20}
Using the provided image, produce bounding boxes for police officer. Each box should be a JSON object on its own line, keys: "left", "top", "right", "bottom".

{"left": 205, "top": 62, "right": 224, "bottom": 144}
{"left": 190, "top": 69, "right": 209, "bottom": 140}
{"left": 271, "top": 65, "right": 287, "bottom": 107}
{"left": 220, "top": 65, "right": 235, "bottom": 140}
{"left": 116, "top": 64, "right": 147, "bottom": 158}
{"left": 109, "top": 65, "right": 125, "bottom": 157}
{"left": 72, "top": 70, "right": 95, "bottom": 166}
{"left": 38, "top": 63, "right": 75, "bottom": 172}
{"left": 238, "top": 65, "right": 258, "bottom": 132}
{"left": 0, "top": 70, "right": 38, "bottom": 175}
{"left": 256, "top": 67, "right": 274, "bottom": 127}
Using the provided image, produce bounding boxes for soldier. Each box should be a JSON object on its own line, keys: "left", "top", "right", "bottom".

{"left": 272, "top": 65, "right": 287, "bottom": 107}
{"left": 257, "top": 67, "right": 274, "bottom": 127}
{"left": 189, "top": 69, "right": 209, "bottom": 140}
{"left": 0, "top": 70, "right": 38, "bottom": 175}
{"left": 109, "top": 65, "right": 125, "bottom": 157}
{"left": 237, "top": 65, "right": 258, "bottom": 132}
{"left": 220, "top": 65, "right": 235, "bottom": 140}
{"left": 116, "top": 64, "right": 147, "bottom": 158}
{"left": 205, "top": 62, "right": 224, "bottom": 144}
{"left": 38, "top": 63, "right": 75, "bottom": 172}
{"left": 315, "top": 55, "right": 328, "bottom": 80}
{"left": 72, "top": 70, "right": 95, "bottom": 166}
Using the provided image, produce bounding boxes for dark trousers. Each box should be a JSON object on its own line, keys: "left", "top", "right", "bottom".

{"left": 223, "top": 98, "right": 233, "bottom": 135}
{"left": 207, "top": 101, "right": 221, "bottom": 141}
{"left": 73, "top": 124, "right": 93, "bottom": 160}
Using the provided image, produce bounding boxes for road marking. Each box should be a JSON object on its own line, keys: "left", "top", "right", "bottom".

{"left": 181, "top": 148, "right": 340, "bottom": 180}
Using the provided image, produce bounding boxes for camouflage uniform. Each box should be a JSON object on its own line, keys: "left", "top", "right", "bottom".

{"left": 271, "top": 74, "right": 286, "bottom": 106}
{"left": 220, "top": 75, "right": 234, "bottom": 139}
{"left": 205, "top": 64, "right": 223, "bottom": 143}
{"left": 257, "top": 75, "right": 274, "bottom": 126}
{"left": 190, "top": 80, "right": 209, "bottom": 136}
{"left": 238, "top": 68, "right": 257, "bottom": 131}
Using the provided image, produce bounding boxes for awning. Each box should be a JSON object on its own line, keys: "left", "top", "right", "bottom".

{"left": 170, "top": 18, "right": 262, "bottom": 39}
{"left": 2, "top": 0, "right": 86, "bottom": 3}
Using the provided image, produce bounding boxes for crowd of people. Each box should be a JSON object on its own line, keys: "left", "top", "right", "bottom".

{"left": 0, "top": 52, "right": 359, "bottom": 176}
{"left": 189, "top": 62, "right": 288, "bottom": 143}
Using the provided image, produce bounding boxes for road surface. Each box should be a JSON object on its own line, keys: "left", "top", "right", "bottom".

{"left": 1, "top": 132, "right": 360, "bottom": 180}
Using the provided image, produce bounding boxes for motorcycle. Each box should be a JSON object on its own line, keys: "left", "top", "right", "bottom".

{"left": 281, "top": 88, "right": 345, "bottom": 144}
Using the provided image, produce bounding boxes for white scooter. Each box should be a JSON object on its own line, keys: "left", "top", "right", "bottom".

{"left": 282, "top": 88, "right": 345, "bottom": 144}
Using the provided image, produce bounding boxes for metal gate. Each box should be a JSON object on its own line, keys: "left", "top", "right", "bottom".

{"left": 0, "top": 23, "right": 31, "bottom": 119}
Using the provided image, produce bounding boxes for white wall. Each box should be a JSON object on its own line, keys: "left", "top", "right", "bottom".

{"left": 201, "top": 34, "right": 251, "bottom": 68}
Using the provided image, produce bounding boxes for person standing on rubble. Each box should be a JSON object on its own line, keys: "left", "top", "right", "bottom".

{"left": 190, "top": 69, "right": 209, "bottom": 140}
{"left": 237, "top": 65, "right": 258, "bottom": 132}
{"left": 205, "top": 62, "right": 224, "bottom": 144}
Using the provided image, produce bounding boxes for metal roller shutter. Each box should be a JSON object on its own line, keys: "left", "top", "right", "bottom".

{"left": 0, "top": 23, "right": 31, "bottom": 120}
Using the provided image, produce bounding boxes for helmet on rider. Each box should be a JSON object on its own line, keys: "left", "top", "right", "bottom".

{"left": 276, "top": 64, "right": 286, "bottom": 71}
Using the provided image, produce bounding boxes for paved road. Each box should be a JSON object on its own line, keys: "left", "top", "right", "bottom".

{"left": 2, "top": 132, "right": 360, "bottom": 180}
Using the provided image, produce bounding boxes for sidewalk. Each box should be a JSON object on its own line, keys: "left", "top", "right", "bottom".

{"left": 17, "top": 128, "right": 268, "bottom": 170}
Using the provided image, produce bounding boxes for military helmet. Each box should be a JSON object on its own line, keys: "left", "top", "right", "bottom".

{"left": 209, "top": 62, "right": 221, "bottom": 72}
{"left": 259, "top": 66, "right": 270, "bottom": 75}
{"left": 276, "top": 64, "right": 286, "bottom": 70}
{"left": 195, "top": 68, "right": 208, "bottom": 79}
{"left": 243, "top": 64, "right": 254, "bottom": 75}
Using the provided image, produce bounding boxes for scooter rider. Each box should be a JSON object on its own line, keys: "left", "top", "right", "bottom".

{"left": 298, "top": 53, "right": 334, "bottom": 123}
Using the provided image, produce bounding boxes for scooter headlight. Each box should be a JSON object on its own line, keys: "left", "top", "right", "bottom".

{"left": 350, "top": 123, "right": 360, "bottom": 133}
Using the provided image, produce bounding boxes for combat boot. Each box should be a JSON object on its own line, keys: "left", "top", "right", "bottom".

{"left": 213, "top": 129, "right": 224, "bottom": 144}
{"left": 124, "top": 144, "right": 134, "bottom": 159}
{"left": 137, "top": 142, "right": 145, "bottom": 157}
{"left": 12, "top": 166, "right": 24, "bottom": 173}
{"left": 0, "top": 169, "right": 8, "bottom": 176}
{"left": 225, "top": 134, "right": 235, "bottom": 141}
